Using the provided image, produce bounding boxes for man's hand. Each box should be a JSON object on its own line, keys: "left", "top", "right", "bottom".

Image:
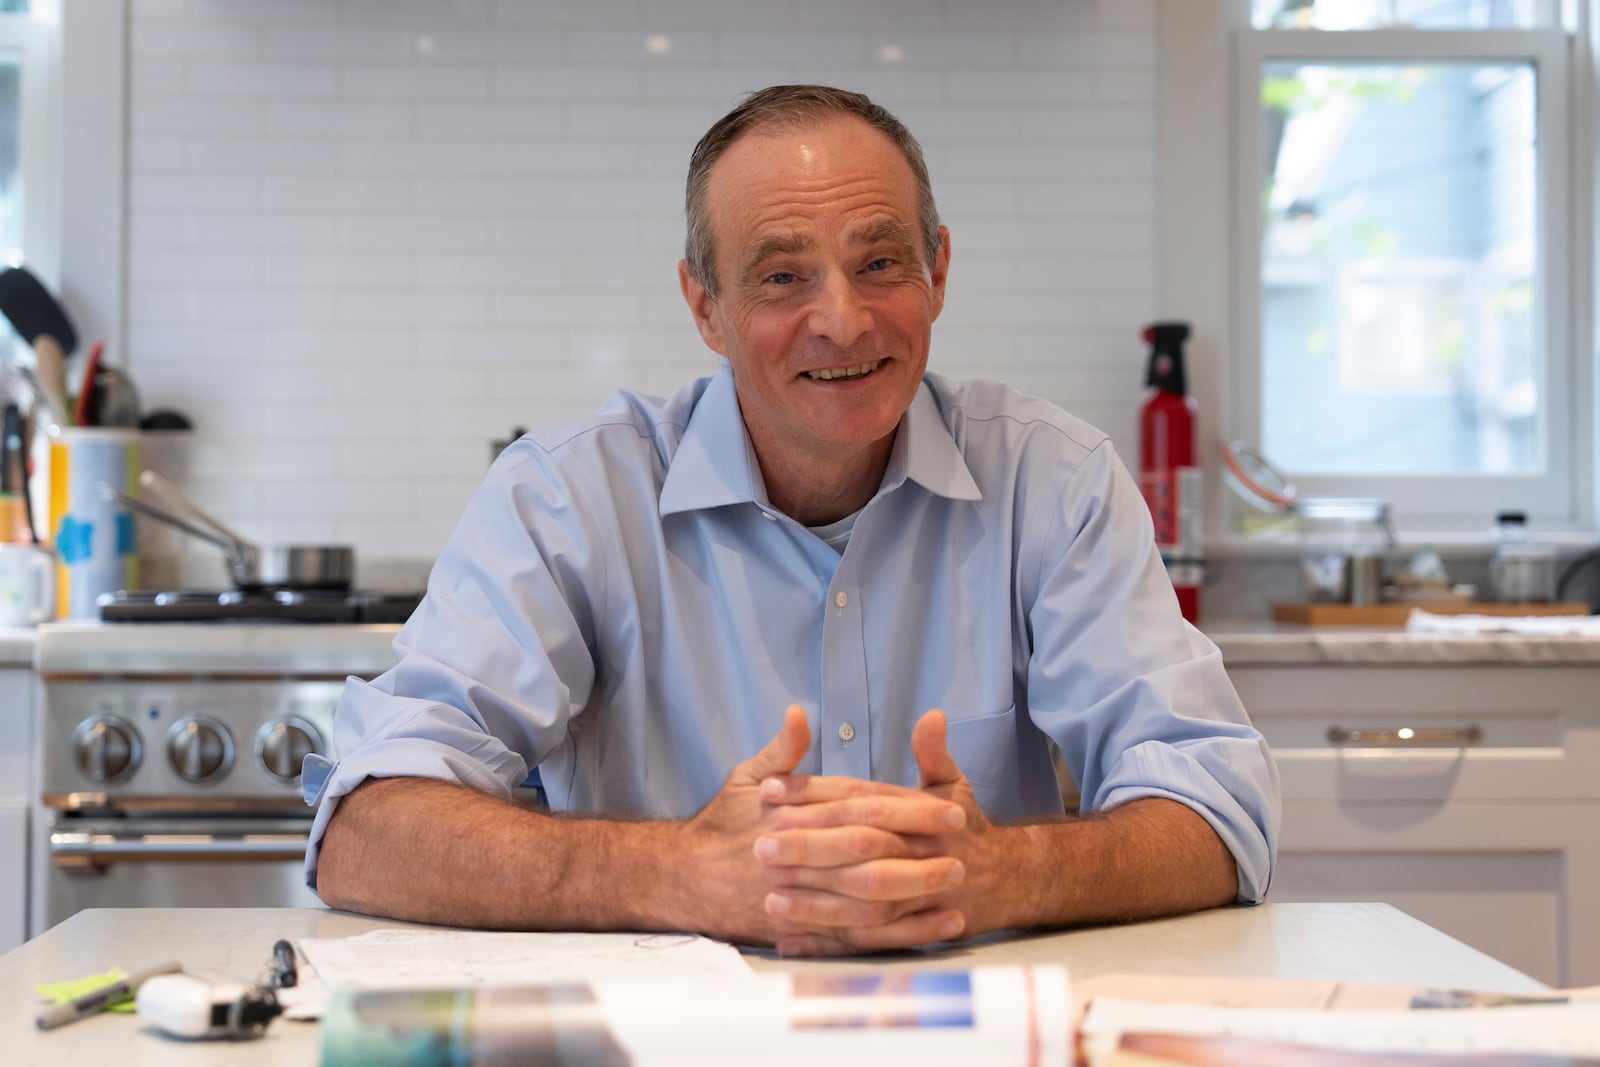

{"left": 670, "top": 705, "right": 966, "bottom": 948}
{"left": 754, "top": 709, "right": 1027, "bottom": 956}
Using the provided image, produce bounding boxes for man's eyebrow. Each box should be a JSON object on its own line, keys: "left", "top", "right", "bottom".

{"left": 740, "top": 232, "right": 816, "bottom": 279}
{"left": 848, "top": 219, "right": 918, "bottom": 250}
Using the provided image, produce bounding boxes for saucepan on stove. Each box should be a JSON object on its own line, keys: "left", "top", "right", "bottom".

{"left": 100, "top": 470, "right": 355, "bottom": 591}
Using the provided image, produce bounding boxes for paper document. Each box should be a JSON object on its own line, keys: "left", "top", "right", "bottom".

{"left": 318, "top": 965, "right": 1071, "bottom": 1067}
{"left": 298, "top": 929, "right": 752, "bottom": 991}
{"left": 1072, "top": 973, "right": 1596, "bottom": 1021}
{"left": 1080, "top": 997, "right": 1600, "bottom": 1065}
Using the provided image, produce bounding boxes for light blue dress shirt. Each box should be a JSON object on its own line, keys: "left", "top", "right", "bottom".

{"left": 304, "top": 363, "right": 1279, "bottom": 901}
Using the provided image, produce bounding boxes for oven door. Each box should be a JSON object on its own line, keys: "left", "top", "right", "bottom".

{"left": 44, "top": 813, "right": 322, "bottom": 929}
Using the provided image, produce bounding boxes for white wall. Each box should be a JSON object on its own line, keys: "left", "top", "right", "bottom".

{"left": 122, "top": 0, "right": 1159, "bottom": 567}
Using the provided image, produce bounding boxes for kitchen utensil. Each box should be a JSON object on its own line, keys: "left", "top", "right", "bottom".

{"left": 0, "top": 265, "right": 78, "bottom": 354}
{"left": 138, "top": 408, "right": 194, "bottom": 432}
{"left": 0, "top": 266, "right": 77, "bottom": 431}
{"left": 85, "top": 364, "right": 142, "bottom": 428}
{"left": 30, "top": 335, "right": 72, "bottom": 430}
{"left": 73, "top": 340, "right": 105, "bottom": 427}
{"left": 124, "top": 470, "right": 355, "bottom": 591}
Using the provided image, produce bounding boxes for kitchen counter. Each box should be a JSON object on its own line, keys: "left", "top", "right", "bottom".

{"left": 1206, "top": 620, "right": 1600, "bottom": 665}
{"left": 0, "top": 628, "right": 36, "bottom": 668}
{"left": 0, "top": 904, "right": 1546, "bottom": 1065}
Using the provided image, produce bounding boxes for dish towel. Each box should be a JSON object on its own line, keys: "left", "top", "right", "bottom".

{"left": 1406, "top": 609, "right": 1600, "bottom": 636}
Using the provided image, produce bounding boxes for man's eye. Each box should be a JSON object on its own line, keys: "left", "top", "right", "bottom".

{"left": 766, "top": 272, "right": 797, "bottom": 285}
{"left": 865, "top": 258, "right": 893, "bottom": 272}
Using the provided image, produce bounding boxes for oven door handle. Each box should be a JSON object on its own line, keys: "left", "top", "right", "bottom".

{"left": 50, "top": 830, "right": 309, "bottom": 869}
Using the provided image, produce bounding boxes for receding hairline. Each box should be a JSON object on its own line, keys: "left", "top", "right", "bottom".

{"left": 704, "top": 117, "right": 930, "bottom": 283}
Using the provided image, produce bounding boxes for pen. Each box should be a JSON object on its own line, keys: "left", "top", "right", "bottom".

{"left": 270, "top": 938, "right": 297, "bottom": 988}
{"left": 36, "top": 960, "right": 184, "bottom": 1031}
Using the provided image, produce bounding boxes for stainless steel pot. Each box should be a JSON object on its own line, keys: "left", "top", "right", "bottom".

{"left": 103, "top": 471, "right": 355, "bottom": 591}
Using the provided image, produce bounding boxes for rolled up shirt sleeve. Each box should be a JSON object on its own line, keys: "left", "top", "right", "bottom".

{"left": 1025, "top": 440, "right": 1281, "bottom": 903}
{"left": 302, "top": 439, "right": 605, "bottom": 893}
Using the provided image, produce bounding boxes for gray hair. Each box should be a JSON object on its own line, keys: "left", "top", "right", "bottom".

{"left": 684, "top": 85, "right": 942, "bottom": 298}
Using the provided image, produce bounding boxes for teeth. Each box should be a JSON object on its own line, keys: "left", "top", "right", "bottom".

{"left": 807, "top": 360, "right": 882, "bottom": 381}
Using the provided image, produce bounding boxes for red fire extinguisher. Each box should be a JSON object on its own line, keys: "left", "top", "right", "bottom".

{"left": 1138, "top": 321, "right": 1203, "bottom": 623}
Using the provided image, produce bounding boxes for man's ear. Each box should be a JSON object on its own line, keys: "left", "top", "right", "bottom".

{"left": 679, "top": 259, "right": 729, "bottom": 355}
{"left": 928, "top": 225, "right": 951, "bottom": 323}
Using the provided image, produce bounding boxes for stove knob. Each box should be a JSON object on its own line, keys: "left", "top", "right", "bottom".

{"left": 256, "top": 718, "right": 323, "bottom": 783}
{"left": 72, "top": 717, "right": 142, "bottom": 783}
{"left": 167, "top": 717, "right": 235, "bottom": 784}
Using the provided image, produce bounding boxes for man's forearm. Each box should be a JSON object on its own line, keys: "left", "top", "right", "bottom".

{"left": 996, "top": 797, "right": 1240, "bottom": 929}
{"left": 316, "top": 777, "right": 684, "bottom": 932}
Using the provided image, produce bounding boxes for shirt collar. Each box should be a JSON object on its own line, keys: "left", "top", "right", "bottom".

{"left": 659, "top": 362, "right": 768, "bottom": 516}
{"left": 659, "top": 363, "right": 982, "bottom": 518}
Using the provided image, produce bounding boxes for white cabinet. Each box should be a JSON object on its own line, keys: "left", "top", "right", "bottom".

{"left": 0, "top": 664, "right": 34, "bottom": 955}
{"left": 1227, "top": 663, "right": 1600, "bottom": 987}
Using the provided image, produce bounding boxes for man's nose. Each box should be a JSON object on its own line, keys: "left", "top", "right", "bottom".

{"left": 806, "top": 274, "right": 872, "bottom": 348}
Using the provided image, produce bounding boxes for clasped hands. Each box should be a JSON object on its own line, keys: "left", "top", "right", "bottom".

{"left": 682, "top": 704, "right": 1013, "bottom": 957}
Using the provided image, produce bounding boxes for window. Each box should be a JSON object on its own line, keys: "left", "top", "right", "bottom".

{"left": 0, "top": 1, "right": 56, "bottom": 297}
{"left": 1233, "top": 0, "right": 1583, "bottom": 529}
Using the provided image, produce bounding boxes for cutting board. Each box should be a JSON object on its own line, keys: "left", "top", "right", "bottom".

{"left": 1271, "top": 601, "right": 1593, "bottom": 626}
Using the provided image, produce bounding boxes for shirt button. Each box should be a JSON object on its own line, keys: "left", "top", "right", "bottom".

{"left": 833, "top": 591, "right": 848, "bottom": 608}
{"left": 838, "top": 723, "right": 855, "bottom": 742}
{"left": 760, "top": 511, "right": 777, "bottom": 521}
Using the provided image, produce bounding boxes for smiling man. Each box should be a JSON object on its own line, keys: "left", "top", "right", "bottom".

{"left": 309, "top": 86, "right": 1279, "bottom": 955}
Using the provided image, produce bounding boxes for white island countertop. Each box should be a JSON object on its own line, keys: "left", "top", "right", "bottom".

{"left": 0, "top": 904, "right": 1546, "bottom": 1066}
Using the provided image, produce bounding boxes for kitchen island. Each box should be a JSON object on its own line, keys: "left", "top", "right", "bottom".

{"left": 0, "top": 903, "right": 1547, "bottom": 1066}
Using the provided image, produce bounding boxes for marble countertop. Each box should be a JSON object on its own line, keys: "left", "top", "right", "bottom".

{"left": 1206, "top": 620, "right": 1600, "bottom": 665}
{"left": 2, "top": 620, "right": 1599, "bottom": 672}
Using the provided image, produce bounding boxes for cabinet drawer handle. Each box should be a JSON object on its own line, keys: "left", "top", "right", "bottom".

{"left": 1326, "top": 725, "right": 1483, "bottom": 746}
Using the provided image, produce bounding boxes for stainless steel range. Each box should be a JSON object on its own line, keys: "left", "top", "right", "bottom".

{"left": 32, "top": 605, "right": 414, "bottom": 936}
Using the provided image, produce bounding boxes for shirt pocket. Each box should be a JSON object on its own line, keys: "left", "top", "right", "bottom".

{"left": 945, "top": 706, "right": 1018, "bottom": 789}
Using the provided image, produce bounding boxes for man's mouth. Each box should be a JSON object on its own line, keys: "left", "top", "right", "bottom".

{"left": 803, "top": 359, "right": 883, "bottom": 382}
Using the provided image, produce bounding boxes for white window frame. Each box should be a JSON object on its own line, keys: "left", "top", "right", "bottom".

{"left": 0, "top": 6, "right": 61, "bottom": 289}
{"left": 1232, "top": 17, "right": 1583, "bottom": 532}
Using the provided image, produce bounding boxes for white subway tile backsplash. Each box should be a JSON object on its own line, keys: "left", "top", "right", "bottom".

{"left": 339, "top": 140, "right": 494, "bottom": 174}
{"left": 496, "top": 66, "right": 641, "bottom": 100}
{"left": 188, "top": 138, "right": 342, "bottom": 172}
{"left": 416, "top": 253, "right": 565, "bottom": 288}
{"left": 416, "top": 103, "right": 563, "bottom": 138}
{"left": 129, "top": 249, "right": 258, "bottom": 286}
{"left": 262, "top": 26, "right": 412, "bottom": 61}
{"left": 260, "top": 177, "right": 412, "bottom": 213}
{"left": 129, "top": 174, "right": 258, "bottom": 209}
{"left": 415, "top": 327, "right": 565, "bottom": 364}
{"left": 261, "top": 252, "right": 413, "bottom": 288}
{"left": 339, "top": 290, "right": 490, "bottom": 325}
{"left": 262, "top": 100, "right": 413, "bottom": 137}
{"left": 493, "top": 0, "right": 645, "bottom": 28}
{"left": 567, "top": 29, "right": 716, "bottom": 64}
{"left": 945, "top": 68, "right": 1096, "bottom": 104}
{"left": 342, "top": 64, "right": 491, "bottom": 99}
{"left": 127, "top": 0, "right": 1161, "bottom": 559}
{"left": 864, "top": 32, "right": 1013, "bottom": 66}
{"left": 719, "top": 31, "right": 863, "bottom": 65}
{"left": 188, "top": 61, "right": 340, "bottom": 96}
{"left": 413, "top": 29, "right": 564, "bottom": 63}
{"left": 189, "top": 288, "right": 338, "bottom": 324}
{"left": 132, "top": 21, "right": 260, "bottom": 57}
{"left": 496, "top": 140, "right": 642, "bottom": 174}
{"left": 643, "top": 66, "right": 790, "bottom": 103}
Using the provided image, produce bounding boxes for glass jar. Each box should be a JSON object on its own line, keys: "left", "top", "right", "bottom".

{"left": 1297, "top": 497, "right": 1393, "bottom": 605}
{"left": 1487, "top": 512, "right": 1558, "bottom": 603}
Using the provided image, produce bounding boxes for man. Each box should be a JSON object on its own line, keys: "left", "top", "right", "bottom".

{"left": 309, "top": 85, "right": 1278, "bottom": 956}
